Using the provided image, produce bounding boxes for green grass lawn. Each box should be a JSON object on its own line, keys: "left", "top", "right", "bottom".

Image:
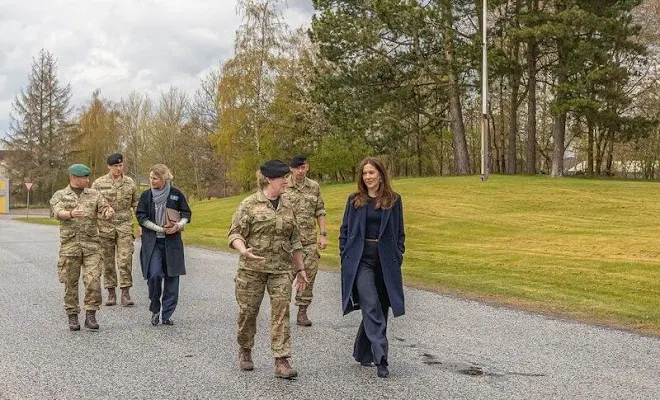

{"left": 14, "top": 216, "right": 60, "bottom": 225}
{"left": 18, "top": 175, "right": 660, "bottom": 335}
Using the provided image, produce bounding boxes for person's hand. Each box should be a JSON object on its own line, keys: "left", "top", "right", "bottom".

{"left": 318, "top": 235, "right": 327, "bottom": 250}
{"left": 241, "top": 248, "right": 265, "bottom": 261}
{"left": 164, "top": 223, "right": 180, "bottom": 235}
{"left": 70, "top": 205, "right": 85, "bottom": 218}
{"left": 295, "top": 270, "right": 309, "bottom": 292}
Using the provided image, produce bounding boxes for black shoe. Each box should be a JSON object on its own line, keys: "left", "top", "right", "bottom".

{"left": 360, "top": 361, "right": 373, "bottom": 367}
{"left": 151, "top": 313, "right": 160, "bottom": 326}
{"left": 376, "top": 364, "right": 389, "bottom": 378}
{"left": 162, "top": 319, "right": 174, "bottom": 326}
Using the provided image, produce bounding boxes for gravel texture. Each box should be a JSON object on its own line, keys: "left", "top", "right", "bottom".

{"left": 0, "top": 217, "right": 658, "bottom": 399}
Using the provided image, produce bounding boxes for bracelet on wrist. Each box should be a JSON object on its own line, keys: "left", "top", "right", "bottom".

{"left": 320, "top": 231, "right": 327, "bottom": 237}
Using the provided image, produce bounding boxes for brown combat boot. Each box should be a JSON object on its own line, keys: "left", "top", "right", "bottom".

{"left": 274, "top": 357, "right": 298, "bottom": 379}
{"left": 121, "top": 288, "right": 134, "bottom": 307}
{"left": 68, "top": 314, "right": 80, "bottom": 331}
{"left": 239, "top": 348, "right": 254, "bottom": 371}
{"left": 84, "top": 310, "right": 99, "bottom": 330}
{"left": 105, "top": 288, "right": 117, "bottom": 306}
{"left": 297, "top": 306, "right": 312, "bottom": 327}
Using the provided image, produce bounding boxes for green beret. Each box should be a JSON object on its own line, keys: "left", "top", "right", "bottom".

{"left": 68, "top": 164, "right": 91, "bottom": 177}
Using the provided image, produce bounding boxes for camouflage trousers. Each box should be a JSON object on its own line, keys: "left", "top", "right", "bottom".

{"left": 100, "top": 229, "right": 134, "bottom": 288}
{"left": 235, "top": 269, "right": 293, "bottom": 358}
{"left": 57, "top": 253, "right": 102, "bottom": 315}
{"left": 295, "top": 243, "right": 320, "bottom": 307}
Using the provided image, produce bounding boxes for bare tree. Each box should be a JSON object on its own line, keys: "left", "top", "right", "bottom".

{"left": 147, "top": 87, "right": 191, "bottom": 188}
{"left": 117, "top": 92, "right": 153, "bottom": 180}
{"left": 186, "top": 69, "right": 232, "bottom": 197}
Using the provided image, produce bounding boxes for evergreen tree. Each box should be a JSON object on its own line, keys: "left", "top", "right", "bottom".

{"left": 2, "top": 49, "right": 74, "bottom": 203}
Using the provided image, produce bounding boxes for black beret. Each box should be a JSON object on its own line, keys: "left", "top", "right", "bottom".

{"left": 107, "top": 153, "right": 123, "bottom": 165}
{"left": 260, "top": 160, "right": 290, "bottom": 178}
{"left": 290, "top": 154, "right": 307, "bottom": 168}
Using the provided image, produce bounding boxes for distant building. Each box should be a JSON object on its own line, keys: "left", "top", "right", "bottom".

{"left": 0, "top": 151, "right": 9, "bottom": 214}
{"left": 0, "top": 150, "right": 9, "bottom": 177}
{"left": 567, "top": 160, "right": 652, "bottom": 178}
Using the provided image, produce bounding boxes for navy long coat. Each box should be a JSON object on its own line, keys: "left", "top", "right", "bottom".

{"left": 136, "top": 187, "right": 192, "bottom": 279}
{"left": 339, "top": 193, "right": 406, "bottom": 317}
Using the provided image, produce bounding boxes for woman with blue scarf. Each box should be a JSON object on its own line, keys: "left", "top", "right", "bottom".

{"left": 136, "top": 164, "right": 191, "bottom": 326}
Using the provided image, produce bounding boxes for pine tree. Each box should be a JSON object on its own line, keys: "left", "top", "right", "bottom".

{"left": 2, "top": 49, "right": 73, "bottom": 203}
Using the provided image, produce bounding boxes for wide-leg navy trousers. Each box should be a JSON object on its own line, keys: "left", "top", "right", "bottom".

{"left": 147, "top": 238, "right": 179, "bottom": 321}
{"left": 353, "top": 241, "right": 390, "bottom": 366}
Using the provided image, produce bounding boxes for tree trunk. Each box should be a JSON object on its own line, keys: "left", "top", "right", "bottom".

{"left": 524, "top": 0, "right": 541, "bottom": 175}
{"left": 499, "top": 82, "right": 506, "bottom": 173}
{"left": 551, "top": 40, "right": 567, "bottom": 178}
{"left": 551, "top": 113, "right": 566, "bottom": 177}
{"left": 506, "top": 0, "right": 522, "bottom": 175}
{"left": 417, "top": 114, "right": 423, "bottom": 176}
{"left": 443, "top": 4, "right": 470, "bottom": 175}
{"left": 587, "top": 121, "right": 594, "bottom": 176}
{"left": 595, "top": 125, "right": 605, "bottom": 175}
{"left": 605, "top": 132, "right": 615, "bottom": 176}
{"left": 507, "top": 80, "right": 519, "bottom": 174}
{"left": 526, "top": 35, "right": 537, "bottom": 174}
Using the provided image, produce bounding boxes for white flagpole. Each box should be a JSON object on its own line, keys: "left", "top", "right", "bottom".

{"left": 481, "top": 0, "right": 489, "bottom": 181}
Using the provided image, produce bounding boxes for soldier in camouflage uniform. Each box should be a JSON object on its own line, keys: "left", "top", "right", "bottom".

{"left": 228, "top": 160, "right": 308, "bottom": 379}
{"left": 50, "top": 164, "right": 115, "bottom": 331}
{"left": 91, "top": 153, "right": 139, "bottom": 307}
{"left": 284, "top": 155, "right": 327, "bottom": 327}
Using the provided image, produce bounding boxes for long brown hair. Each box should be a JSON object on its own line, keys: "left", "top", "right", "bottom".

{"left": 352, "top": 157, "right": 397, "bottom": 210}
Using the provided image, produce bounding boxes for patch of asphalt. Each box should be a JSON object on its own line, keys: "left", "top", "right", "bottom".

{"left": 0, "top": 219, "right": 658, "bottom": 399}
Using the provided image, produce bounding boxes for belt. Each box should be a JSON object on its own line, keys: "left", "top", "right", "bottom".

{"left": 365, "top": 238, "right": 379, "bottom": 242}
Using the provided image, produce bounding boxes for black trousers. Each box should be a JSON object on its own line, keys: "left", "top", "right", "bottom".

{"left": 353, "top": 241, "right": 390, "bottom": 366}
{"left": 147, "top": 238, "right": 180, "bottom": 321}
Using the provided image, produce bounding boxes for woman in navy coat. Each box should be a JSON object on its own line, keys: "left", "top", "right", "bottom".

{"left": 136, "top": 164, "right": 191, "bottom": 326}
{"left": 339, "top": 157, "right": 405, "bottom": 378}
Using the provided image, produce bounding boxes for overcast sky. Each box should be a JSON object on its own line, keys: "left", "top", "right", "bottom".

{"left": 0, "top": 0, "right": 314, "bottom": 140}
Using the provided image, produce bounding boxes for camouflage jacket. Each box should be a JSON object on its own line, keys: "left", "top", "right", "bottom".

{"left": 49, "top": 186, "right": 114, "bottom": 256}
{"left": 284, "top": 176, "right": 326, "bottom": 245}
{"left": 228, "top": 190, "right": 303, "bottom": 273}
{"left": 92, "top": 173, "right": 138, "bottom": 234}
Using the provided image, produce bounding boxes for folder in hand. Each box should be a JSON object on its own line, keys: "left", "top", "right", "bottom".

{"left": 165, "top": 208, "right": 181, "bottom": 225}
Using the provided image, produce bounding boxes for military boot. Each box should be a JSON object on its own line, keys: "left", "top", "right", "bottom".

{"left": 296, "top": 306, "right": 312, "bottom": 327}
{"left": 239, "top": 348, "right": 254, "bottom": 371}
{"left": 84, "top": 310, "right": 99, "bottom": 330}
{"left": 274, "top": 357, "right": 298, "bottom": 379}
{"left": 68, "top": 314, "right": 80, "bottom": 331}
{"left": 105, "top": 288, "right": 117, "bottom": 306}
{"left": 121, "top": 288, "right": 134, "bottom": 307}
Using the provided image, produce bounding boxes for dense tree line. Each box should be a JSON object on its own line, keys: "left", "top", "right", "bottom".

{"left": 3, "top": 0, "right": 660, "bottom": 204}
